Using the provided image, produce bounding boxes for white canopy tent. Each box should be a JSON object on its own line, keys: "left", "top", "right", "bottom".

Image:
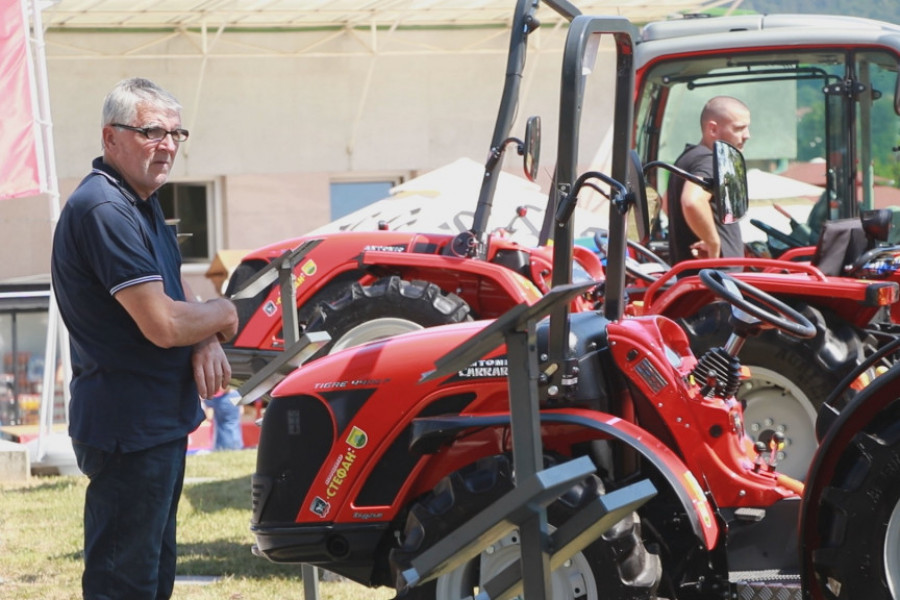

{"left": 42, "top": 0, "right": 735, "bottom": 38}
{"left": 307, "top": 157, "right": 606, "bottom": 245}
{"left": 740, "top": 169, "right": 823, "bottom": 244}
{"left": 747, "top": 168, "right": 825, "bottom": 201}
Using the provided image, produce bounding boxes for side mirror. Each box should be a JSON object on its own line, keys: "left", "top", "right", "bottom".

{"left": 712, "top": 140, "right": 749, "bottom": 224}
{"left": 523, "top": 116, "right": 541, "bottom": 182}
{"left": 895, "top": 72, "right": 900, "bottom": 116}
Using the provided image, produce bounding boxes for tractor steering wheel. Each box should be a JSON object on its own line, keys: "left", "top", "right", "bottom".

{"left": 750, "top": 218, "right": 804, "bottom": 249}
{"left": 625, "top": 239, "right": 671, "bottom": 283}
{"left": 593, "top": 231, "right": 671, "bottom": 284}
{"left": 698, "top": 269, "right": 816, "bottom": 339}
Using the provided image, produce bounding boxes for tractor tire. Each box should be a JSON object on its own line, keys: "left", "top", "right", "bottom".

{"left": 680, "top": 301, "right": 868, "bottom": 480}
{"left": 224, "top": 259, "right": 365, "bottom": 341}
{"left": 807, "top": 398, "right": 900, "bottom": 599}
{"left": 312, "top": 276, "right": 472, "bottom": 354}
{"left": 390, "top": 454, "right": 662, "bottom": 600}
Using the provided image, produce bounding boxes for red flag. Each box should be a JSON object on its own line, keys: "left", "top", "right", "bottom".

{"left": 0, "top": 0, "right": 42, "bottom": 201}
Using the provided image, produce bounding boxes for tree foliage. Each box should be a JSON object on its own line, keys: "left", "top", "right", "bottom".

{"left": 737, "top": 1, "right": 900, "bottom": 185}
{"left": 743, "top": 0, "right": 900, "bottom": 26}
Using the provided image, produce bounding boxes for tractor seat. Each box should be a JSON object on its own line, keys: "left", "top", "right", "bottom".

{"left": 811, "top": 218, "right": 869, "bottom": 276}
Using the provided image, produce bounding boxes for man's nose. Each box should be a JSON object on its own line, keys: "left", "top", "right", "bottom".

{"left": 157, "top": 134, "right": 178, "bottom": 151}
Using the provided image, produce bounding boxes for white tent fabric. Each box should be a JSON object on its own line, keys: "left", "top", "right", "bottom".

{"left": 747, "top": 168, "right": 825, "bottom": 201}
{"left": 43, "top": 1, "right": 725, "bottom": 33}
{"left": 740, "top": 169, "right": 822, "bottom": 242}
{"left": 307, "top": 157, "right": 605, "bottom": 246}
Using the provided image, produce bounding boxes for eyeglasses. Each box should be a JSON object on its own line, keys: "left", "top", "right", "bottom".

{"left": 112, "top": 123, "right": 189, "bottom": 143}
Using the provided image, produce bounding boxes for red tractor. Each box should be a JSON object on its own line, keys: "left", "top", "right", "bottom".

{"left": 223, "top": 2, "right": 899, "bottom": 483}
{"left": 584, "top": 12, "right": 900, "bottom": 478}
{"left": 242, "top": 14, "right": 900, "bottom": 600}
{"left": 223, "top": 0, "right": 602, "bottom": 374}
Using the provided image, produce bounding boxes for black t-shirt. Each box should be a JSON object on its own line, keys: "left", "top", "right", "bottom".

{"left": 667, "top": 143, "right": 743, "bottom": 264}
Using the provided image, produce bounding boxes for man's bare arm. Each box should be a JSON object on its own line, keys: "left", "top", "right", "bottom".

{"left": 115, "top": 280, "right": 238, "bottom": 349}
{"left": 680, "top": 181, "right": 720, "bottom": 258}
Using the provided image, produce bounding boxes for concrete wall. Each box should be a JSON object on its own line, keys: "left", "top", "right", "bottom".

{"left": 3, "top": 25, "right": 618, "bottom": 297}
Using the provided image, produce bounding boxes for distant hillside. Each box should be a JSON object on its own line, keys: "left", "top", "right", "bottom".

{"left": 741, "top": 0, "right": 900, "bottom": 26}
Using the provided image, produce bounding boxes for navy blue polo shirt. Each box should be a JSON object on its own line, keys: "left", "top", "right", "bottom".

{"left": 51, "top": 157, "right": 203, "bottom": 453}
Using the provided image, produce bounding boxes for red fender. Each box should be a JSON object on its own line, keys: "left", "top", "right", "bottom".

{"left": 543, "top": 409, "right": 720, "bottom": 550}
{"left": 405, "top": 408, "right": 720, "bottom": 551}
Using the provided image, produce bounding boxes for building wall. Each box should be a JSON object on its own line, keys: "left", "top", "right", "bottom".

{"left": 3, "top": 25, "right": 618, "bottom": 298}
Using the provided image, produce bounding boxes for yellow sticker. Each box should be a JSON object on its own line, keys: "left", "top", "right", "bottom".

{"left": 301, "top": 259, "right": 317, "bottom": 276}
{"left": 346, "top": 426, "right": 368, "bottom": 449}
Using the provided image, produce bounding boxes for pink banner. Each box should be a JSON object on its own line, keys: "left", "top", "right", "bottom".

{"left": 0, "top": 0, "right": 41, "bottom": 201}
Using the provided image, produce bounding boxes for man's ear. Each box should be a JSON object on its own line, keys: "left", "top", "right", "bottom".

{"left": 101, "top": 125, "right": 117, "bottom": 150}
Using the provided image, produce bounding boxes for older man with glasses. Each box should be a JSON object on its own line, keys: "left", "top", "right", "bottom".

{"left": 51, "top": 77, "right": 238, "bottom": 600}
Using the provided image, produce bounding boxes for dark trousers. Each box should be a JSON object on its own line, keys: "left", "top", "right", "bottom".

{"left": 73, "top": 437, "right": 188, "bottom": 600}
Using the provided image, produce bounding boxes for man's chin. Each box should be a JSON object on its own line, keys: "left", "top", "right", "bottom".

{"left": 148, "top": 174, "right": 170, "bottom": 192}
{"left": 150, "top": 168, "right": 171, "bottom": 182}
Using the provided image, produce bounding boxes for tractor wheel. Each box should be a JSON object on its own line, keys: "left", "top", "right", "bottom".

{"left": 312, "top": 276, "right": 471, "bottom": 354}
{"left": 680, "top": 301, "right": 868, "bottom": 480}
{"left": 807, "top": 399, "right": 900, "bottom": 599}
{"left": 224, "top": 260, "right": 365, "bottom": 343}
{"left": 390, "top": 454, "right": 662, "bottom": 600}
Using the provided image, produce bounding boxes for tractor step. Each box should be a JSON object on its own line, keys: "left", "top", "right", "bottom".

{"left": 731, "top": 570, "right": 802, "bottom": 600}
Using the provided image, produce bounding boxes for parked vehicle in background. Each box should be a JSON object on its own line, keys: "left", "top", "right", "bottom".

{"left": 628, "top": 12, "right": 900, "bottom": 477}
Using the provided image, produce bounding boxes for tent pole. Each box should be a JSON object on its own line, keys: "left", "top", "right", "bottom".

{"left": 26, "top": 0, "right": 68, "bottom": 461}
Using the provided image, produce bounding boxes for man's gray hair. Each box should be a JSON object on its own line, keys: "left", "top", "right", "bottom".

{"left": 101, "top": 77, "right": 182, "bottom": 129}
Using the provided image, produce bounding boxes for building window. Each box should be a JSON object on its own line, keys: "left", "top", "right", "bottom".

{"left": 158, "top": 182, "right": 213, "bottom": 262}
{"left": 330, "top": 180, "right": 396, "bottom": 220}
{"left": 0, "top": 285, "right": 63, "bottom": 426}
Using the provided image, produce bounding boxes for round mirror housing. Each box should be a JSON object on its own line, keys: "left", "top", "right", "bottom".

{"left": 712, "top": 140, "right": 749, "bottom": 224}
{"left": 523, "top": 115, "right": 541, "bottom": 182}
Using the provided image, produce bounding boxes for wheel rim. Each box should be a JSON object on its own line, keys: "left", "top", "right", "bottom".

{"left": 329, "top": 317, "right": 424, "bottom": 353}
{"left": 738, "top": 365, "right": 818, "bottom": 480}
{"left": 433, "top": 530, "right": 598, "bottom": 600}
{"left": 885, "top": 494, "right": 900, "bottom": 598}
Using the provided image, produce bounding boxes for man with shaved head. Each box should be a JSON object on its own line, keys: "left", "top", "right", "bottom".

{"left": 667, "top": 95, "right": 751, "bottom": 265}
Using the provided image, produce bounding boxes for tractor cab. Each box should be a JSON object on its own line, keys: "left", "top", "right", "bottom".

{"left": 634, "top": 14, "right": 900, "bottom": 257}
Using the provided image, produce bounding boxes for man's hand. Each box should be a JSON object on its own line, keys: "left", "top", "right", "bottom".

{"left": 192, "top": 337, "right": 232, "bottom": 399}
{"left": 690, "top": 239, "right": 720, "bottom": 259}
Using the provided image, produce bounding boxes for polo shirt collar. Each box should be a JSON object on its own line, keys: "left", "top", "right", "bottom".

{"left": 90, "top": 156, "right": 153, "bottom": 206}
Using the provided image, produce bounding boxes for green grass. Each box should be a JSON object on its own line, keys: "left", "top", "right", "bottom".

{"left": 0, "top": 449, "right": 394, "bottom": 599}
